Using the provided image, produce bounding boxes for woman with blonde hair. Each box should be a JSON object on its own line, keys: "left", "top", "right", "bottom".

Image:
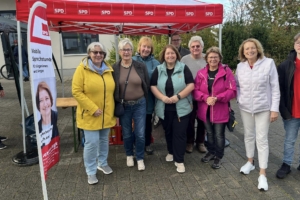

{"left": 132, "top": 36, "right": 160, "bottom": 155}
{"left": 235, "top": 38, "right": 280, "bottom": 191}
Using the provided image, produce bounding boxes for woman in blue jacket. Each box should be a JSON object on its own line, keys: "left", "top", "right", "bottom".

{"left": 132, "top": 36, "right": 160, "bottom": 155}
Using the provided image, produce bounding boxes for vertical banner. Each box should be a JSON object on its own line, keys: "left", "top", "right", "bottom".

{"left": 28, "top": 1, "right": 60, "bottom": 185}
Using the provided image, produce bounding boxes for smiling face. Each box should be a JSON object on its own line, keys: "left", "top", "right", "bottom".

{"left": 190, "top": 41, "right": 202, "bottom": 58}
{"left": 243, "top": 42, "right": 258, "bottom": 61}
{"left": 207, "top": 52, "right": 220, "bottom": 69}
{"left": 140, "top": 42, "right": 152, "bottom": 58}
{"left": 164, "top": 47, "right": 177, "bottom": 65}
{"left": 119, "top": 43, "right": 133, "bottom": 62}
{"left": 39, "top": 89, "right": 52, "bottom": 118}
{"left": 88, "top": 45, "right": 105, "bottom": 67}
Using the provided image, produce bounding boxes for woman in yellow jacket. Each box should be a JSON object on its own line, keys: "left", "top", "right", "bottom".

{"left": 72, "top": 42, "right": 116, "bottom": 185}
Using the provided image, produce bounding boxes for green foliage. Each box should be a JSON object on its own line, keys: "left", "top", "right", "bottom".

{"left": 222, "top": 0, "right": 300, "bottom": 68}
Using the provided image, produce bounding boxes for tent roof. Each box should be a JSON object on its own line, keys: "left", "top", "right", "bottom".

{"left": 16, "top": 0, "right": 223, "bottom": 35}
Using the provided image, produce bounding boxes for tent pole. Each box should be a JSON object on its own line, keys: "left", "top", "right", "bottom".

{"left": 17, "top": 21, "right": 26, "bottom": 154}
{"left": 59, "top": 33, "right": 64, "bottom": 97}
{"left": 115, "top": 35, "right": 119, "bottom": 62}
{"left": 219, "top": 24, "right": 222, "bottom": 52}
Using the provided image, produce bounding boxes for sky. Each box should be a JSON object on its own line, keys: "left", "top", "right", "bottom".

{"left": 203, "top": 0, "right": 230, "bottom": 12}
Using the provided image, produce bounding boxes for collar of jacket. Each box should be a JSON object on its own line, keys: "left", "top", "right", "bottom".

{"left": 287, "top": 50, "right": 297, "bottom": 61}
{"left": 134, "top": 53, "right": 154, "bottom": 61}
{"left": 81, "top": 57, "right": 113, "bottom": 73}
{"left": 203, "top": 62, "right": 227, "bottom": 80}
{"left": 160, "top": 60, "right": 185, "bottom": 74}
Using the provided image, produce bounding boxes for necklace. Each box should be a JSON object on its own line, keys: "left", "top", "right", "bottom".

{"left": 121, "top": 61, "right": 132, "bottom": 68}
{"left": 208, "top": 74, "right": 215, "bottom": 80}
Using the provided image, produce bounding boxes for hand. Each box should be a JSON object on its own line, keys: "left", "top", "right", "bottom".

{"left": 93, "top": 109, "right": 102, "bottom": 117}
{"left": 270, "top": 111, "right": 278, "bottom": 122}
{"left": 162, "top": 96, "right": 173, "bottom": 104}
{"left": 0, "top": 90, "right": 4, "bottom": 97}
{"left": 206, "top": 97, "right": 217, "bottom": 106}
{"left": 170, "top": 95, "right": 179, "bottom": 104}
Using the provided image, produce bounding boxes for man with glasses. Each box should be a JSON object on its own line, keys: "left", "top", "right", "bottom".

{"left": 181, "top": 36, "right": 207, "bottom": 153}
{"left": 171, "top": 33, "right": 190, "bottom": 58}
{"left": 276, "top": 32, "right": 300, "bottom": 179}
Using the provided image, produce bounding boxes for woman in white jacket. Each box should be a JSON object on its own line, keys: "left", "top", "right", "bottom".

{"left": 235, "top": 38, "right": 280, "bottom": 191}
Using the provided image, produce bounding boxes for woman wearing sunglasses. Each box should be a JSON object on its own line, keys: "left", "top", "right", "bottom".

{"left": 72, "top": 42, "right": 116, "bottom": 185}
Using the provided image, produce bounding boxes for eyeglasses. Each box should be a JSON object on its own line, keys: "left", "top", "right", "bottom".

{"left": 91, "top": 51, "right": 105, "bottom": 55}
{"left": 120, "top": 48, "right": 132, "bottom": 52}
{"left": 191, "top": 45, "right": 201, "bottom": 49}
{"left": 208, "top": 56, "right": 219, "bottom": 60}
{"left": 295, "top": 42, "right": 300, "bottom": 46}
{"left": 171, "top": 39, "right": 181, "bottom": 42}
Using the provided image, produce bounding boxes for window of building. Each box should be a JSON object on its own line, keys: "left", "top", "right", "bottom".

{"left": 62, "top": 33, "right": 99, "bottom": 54}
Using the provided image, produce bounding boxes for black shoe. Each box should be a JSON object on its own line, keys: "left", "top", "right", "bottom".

{"left": 0, "top": 142, "right": 7, "bottom": 150}
{"left": 212, "top": 157, "right": 221, "bottom": 169}
{"left": 201, "top": 152, "right": 215, "bottom": 163}
{"left": 0, "top": 136, "right": 7, "bottom": 142}
{"left": 276, "top": 163, "right": 291, "bottom": 179}
{"left": 297, "top": 164, "right": 300, "bottom": 171}
{"left": 23, "top": 77, "right": 29, "bottom": 82}
{"left": 145, "top": 145, "right": 154, "bottom": 155}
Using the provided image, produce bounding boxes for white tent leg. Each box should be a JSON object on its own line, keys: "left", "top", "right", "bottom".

{"left": 115, "top": 35, "right": 119, "bottom": 62}
{"left": 17, "top": 21, "right": 26, "bottom": 154}
{"left": 59, "top": 33, "right": 64, "bottom": 97}
{"left": 219, "top": 24, "right": 222, "bottom": 52}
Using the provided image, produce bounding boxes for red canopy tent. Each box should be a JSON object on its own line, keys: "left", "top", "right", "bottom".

{"left": 16, "top": 0, "right": 223, "bottom": 35}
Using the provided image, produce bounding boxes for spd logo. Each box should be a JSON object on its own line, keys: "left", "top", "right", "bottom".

{"left": 32, "top": 16, "right": 51, "bottom": 41}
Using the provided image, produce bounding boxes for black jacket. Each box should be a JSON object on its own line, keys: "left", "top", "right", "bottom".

{"left": 38, "top": 110, "right": 59, "bottom": 147}
{"left": 277, "top": 50, "right": 296, "bottom": 120}
{"left": 112, "top": 59, "right": 149, "bottom": 102}
{"left": 178, "top": 46, "right": 190, "bottom": 58}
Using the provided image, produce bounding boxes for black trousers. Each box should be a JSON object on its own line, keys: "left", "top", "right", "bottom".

{"left": 160, "top": 111, "right": 190, "bottom": 163}
{"left": 145, "top": 114, "right": 153, "bottom": 146}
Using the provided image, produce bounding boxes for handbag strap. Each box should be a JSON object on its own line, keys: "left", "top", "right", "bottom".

{"left": 120, "top": 63, "right": 133, "bottom": 103}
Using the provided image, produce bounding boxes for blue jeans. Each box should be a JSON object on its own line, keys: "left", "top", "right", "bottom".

{"left": 120, "top": 97, "right": 146, "bottom": 161}
{"left": 283, "top": 118, "right": 300, "bottom": 165}
{"left": 203, "top": 116, "right": 226, "bottom": 159}
{"left": 17, "top": 63, "right": 29, "bottom": 78}
{"left": 83, "top": 128, "right": 110, "bottom": 175}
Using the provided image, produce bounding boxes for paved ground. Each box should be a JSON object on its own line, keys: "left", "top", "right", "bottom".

{"left": 0, "top": 76, "right": 300, "bottom": 200}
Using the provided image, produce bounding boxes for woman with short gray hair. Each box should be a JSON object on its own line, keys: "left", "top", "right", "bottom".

{"left": 72, "top": 41, "right": 115, "bottom": 185}
{"left": 112, "top": 38, "right": 149, "bottom": 171}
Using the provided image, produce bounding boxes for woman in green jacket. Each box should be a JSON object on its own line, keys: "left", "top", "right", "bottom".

{"left": 151, "top": 44, "right": 194, "bottom": 173}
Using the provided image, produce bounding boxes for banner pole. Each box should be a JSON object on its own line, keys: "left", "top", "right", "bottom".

{"left": 17, "top": 21, "right": 27, "bottom": 154}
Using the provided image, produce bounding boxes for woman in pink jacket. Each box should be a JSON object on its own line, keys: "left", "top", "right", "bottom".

{"left": 194, "top": 47, "right": 236, "bottom": 169}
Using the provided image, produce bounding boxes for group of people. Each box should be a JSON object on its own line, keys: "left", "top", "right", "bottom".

{"left": 71, "top": 32, "right": 300, "bottom": 192}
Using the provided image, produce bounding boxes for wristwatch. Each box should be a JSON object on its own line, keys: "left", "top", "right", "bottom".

{"left": 177, "top": 94, "right": 181, "bottom": 100}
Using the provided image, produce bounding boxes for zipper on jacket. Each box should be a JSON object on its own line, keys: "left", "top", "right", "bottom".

{"left": 81, "top": 110, "right": 85, "bottom": 119}
{"left": 101, "top": 74, "right": 106, "bottom": 129}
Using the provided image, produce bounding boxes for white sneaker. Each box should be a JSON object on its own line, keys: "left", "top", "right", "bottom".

{"left": 240, "top": 161, "right": 255, "bottom": 174}
{"left": 137, "top": 160, "right": 145, "bottom": 171}
{"left": 166, "top": 154, "right": 173, "bottom": 162}
{"left": 127, "top": 156, "right": 134, "bottom": 167}
{"left": 175, "top": 162, "right": 185, "bottom": 173}
{"left": 258, "top": 174, "right": 268, "bottom": 191}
